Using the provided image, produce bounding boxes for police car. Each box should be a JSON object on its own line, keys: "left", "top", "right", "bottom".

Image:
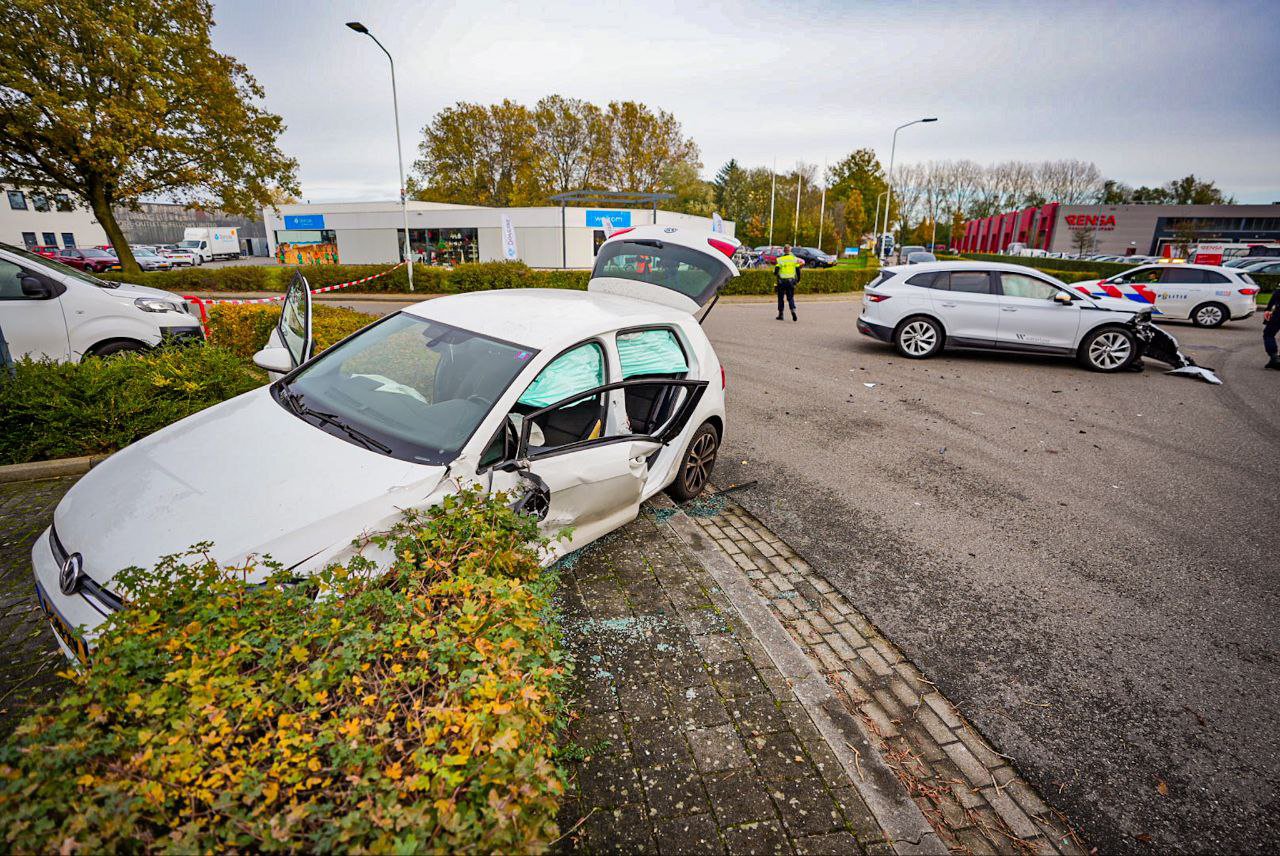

{"left": 1066, "top": 263, "right": 1259, "bottom": 327}
{"left": 34, "top": 225, "right": 737, "bottom": 663}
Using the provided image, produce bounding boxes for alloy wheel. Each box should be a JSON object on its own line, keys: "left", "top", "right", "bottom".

{"left": 1195, "top": 305, "right": 1224, "bottom": 326}
{"left": 900, "top": 321, "right": 938, "bottom": 356}
{"left": 1088, "top": 331, "right": 1132, "bottom": 370}
{"left": 683, "top": 431, "right": 717, "bottom": 495}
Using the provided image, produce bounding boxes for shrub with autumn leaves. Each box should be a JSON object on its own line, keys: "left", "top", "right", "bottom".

{"left": 204, "top": 303, "right": 376, "bottom": 360}
{"left": 0, "top": 487, "right": 569, "bottom": 852}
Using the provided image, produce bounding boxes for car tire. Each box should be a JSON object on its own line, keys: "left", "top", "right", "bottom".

{"left": 893, "top": 316, "right": 944, "bottom": 359}
{"left": 1190, "top": 301, "right": 1228, "bottom": 328}
{"left": 1078, "top": 326, "right": 1137, "bottom": 372}
{"left": 666, "top": 422, "right": 719, "bottom": 503}
{"left": 88, "top": 340, "right": 147, "bottom": 359}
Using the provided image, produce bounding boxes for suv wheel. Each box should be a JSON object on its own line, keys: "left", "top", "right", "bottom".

{"left": 1190, "top": 302, "right": 1227, "bottom": 328}
{"left": 1078, "top": 326, "right": 1137, "bottom": 372}
{"left": 666, "top": 422, "right": 719, "bottom": 503}
{"left": 894, "top": 317, "right": 944, "bottom": 359}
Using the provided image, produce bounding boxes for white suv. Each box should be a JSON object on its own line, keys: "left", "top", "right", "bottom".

{"left": 857, "top": 261, "right": 1162, "bottom": 372}
{"left": 1066, "top": 263, "right": 1258, "bottom": 327}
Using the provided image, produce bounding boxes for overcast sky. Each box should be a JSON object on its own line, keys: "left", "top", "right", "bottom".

{"left": 209, "top": 0, "right": 1280, "bottom": 204}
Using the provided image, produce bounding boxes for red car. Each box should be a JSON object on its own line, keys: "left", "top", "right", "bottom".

{"left": 31, "top": 245, "right": 59, "bottom": 259}
{"left": 55, "top": 247, "right": 122, "bottom": 272}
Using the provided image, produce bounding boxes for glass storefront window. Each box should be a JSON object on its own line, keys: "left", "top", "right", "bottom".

{"left": 398, "top": 228, "right": 479, "bottom": 266}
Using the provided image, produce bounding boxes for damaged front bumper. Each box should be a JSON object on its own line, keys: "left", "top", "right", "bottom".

{"left": 1131, "top": 317, "right": 1222, "bottom": 384}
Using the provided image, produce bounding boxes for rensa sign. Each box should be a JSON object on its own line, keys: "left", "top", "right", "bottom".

{"left": 1064, "top": 214, "right": 1116, "bottom": 230}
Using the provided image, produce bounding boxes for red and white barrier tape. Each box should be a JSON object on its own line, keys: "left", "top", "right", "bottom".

{"left": 182, "top": 262, "right": 408, "bottom": 330}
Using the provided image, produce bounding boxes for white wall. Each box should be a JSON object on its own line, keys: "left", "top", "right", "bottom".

{"left": 0, "top": 186, "right": 107, "bottom": 249}
{"left": 336, "top": 229, "right": 400, "bottom": 264}
{"left": 261, "top": 202, "right": 734, "bottom": 268}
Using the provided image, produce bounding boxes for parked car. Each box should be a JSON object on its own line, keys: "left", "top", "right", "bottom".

{"left": 154, "top": 243, "right": 198, "bottom": 267}
{"left": 1236, "top": 258, "right": 1280, "bottom": 274}
{"left": 129, "top": 246, "right": 174, "bottom": 271}
{"left": 906, "top": 251, "right": 937, "bottom": 265}
{"left": 1066, "top": 263, "right": 1258, "bottom": 327}
{"left": 858, "top": 261, "right": 1171, "bottom": 372}
{"left": 793, "top": 246, "right": 836, "bottom": 268}
{"left": 896, "top": 245, "right": 926, "bottom": 264}
{"left": 754, "top": 245, "right": 785, "bottom": 266}
{"left": 53, "top": 247, "right": 121, "bottom": 273}
{"left": 0, "top": 242, "right": 202, "bottom": 362}
{"left": 32, "top": 225, "right": 737, "bottom": 663}
{"left": 31, "top": 245, "right": 60, "bottom": 259}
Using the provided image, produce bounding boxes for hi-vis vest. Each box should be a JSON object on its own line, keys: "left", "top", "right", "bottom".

{"left": 775, "top": 253, "right": 801, "bottom": 279}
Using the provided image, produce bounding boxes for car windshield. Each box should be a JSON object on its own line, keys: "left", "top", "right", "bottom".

{"left": 133, "top": 248, "right": 159, "bottom": 257}
{"left": 0, "top": 241, "right": 119, "bottom": 288}
{"left": 277, "top": 313, "right": 538, "bottom": 465}
{"left": 82, "top": 248, "right": 114, "bottom": 259}
{"left": 178, "top": 240, "right": 200, "bottom": 248}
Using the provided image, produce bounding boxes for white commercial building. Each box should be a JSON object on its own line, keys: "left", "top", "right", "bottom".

{"left": 2, "top": 185, "right": 109, "bottom": 250}
{"left": 262, "top": 200, "right": 733, "bottom": 269}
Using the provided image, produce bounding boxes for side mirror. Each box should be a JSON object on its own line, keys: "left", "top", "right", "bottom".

{"left": 252, "top": 346, "right": 294, "bottom": 374}
{"left": 20, "top": 275, "right": 52, "bottom": 298}
{"left": 1053, "top": 292, "right": 1074, "bottom": 306}
{"left": 510, "top": 468, "right": 551, "bottom": 521}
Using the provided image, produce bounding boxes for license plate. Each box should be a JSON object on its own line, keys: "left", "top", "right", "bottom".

{"left": 34, "top": 581, "right": 91, "bottom": 664}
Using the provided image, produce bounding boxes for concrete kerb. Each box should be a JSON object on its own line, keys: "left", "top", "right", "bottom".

{"left": 0, "top": 454, "right": 109, "bottom": 485}
{"left": 662, "top": 507, "right": 946, "bottom": 855}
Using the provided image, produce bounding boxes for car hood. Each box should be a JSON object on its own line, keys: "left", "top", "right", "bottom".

{"left": 54, "top": 387, "right": 447, "bottom": 588}
{"left": 1088, "top": 295, "right": 1149, "bottom": 314}
{"left": 102, "top": 281, "right": 185, "bottom": 301}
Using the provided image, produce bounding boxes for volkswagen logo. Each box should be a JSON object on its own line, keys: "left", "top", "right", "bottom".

{"left": 59, "top": 552, "right": 84, "bottom": 596}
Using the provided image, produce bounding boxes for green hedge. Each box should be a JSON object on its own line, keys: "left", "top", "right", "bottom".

{"left": 0, "top": 347, "right": 263, "bottom": 466}
{"left": 101, "top": 261, "right": 878, "bottom": 296}
{"left": 0, "top": 486, "right": 568, "bottom": 852}
{"left": 206, "top": 304, "right": 376, "bottom": 359}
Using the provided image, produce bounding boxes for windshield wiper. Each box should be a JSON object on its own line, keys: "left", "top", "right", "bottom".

{"left": 282, "top": 388, "right": 393, "bottom": 455}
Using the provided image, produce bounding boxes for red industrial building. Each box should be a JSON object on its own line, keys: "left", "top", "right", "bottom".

{"left": 959, "top": 203, "right": 1061, "bottom": 253}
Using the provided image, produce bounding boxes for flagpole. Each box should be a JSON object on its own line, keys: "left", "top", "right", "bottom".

{"left": 817, "top": 160, "right": 827, "bottom": 252}
{"left": 768, "top": 156, "right": 777, "bottom": 246}
{"left": 792, "top": 162, "right": 802, "bottom": 246}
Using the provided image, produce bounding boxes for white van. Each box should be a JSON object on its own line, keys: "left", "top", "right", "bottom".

{"left": 0, "top": 242, "right": 204, "bottom": 362}
{"left": 178, "top": 227, "right": 240, "bottom": 264}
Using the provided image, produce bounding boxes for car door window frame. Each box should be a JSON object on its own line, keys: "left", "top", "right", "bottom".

{"left": 995, "top": 272, "right": 1064, "bottom": 300}
{"left": 511, "top": 378, "right": 709, "bottom": 464}
{"left": 946, "top": 270, "right": 997, "bottom": 294}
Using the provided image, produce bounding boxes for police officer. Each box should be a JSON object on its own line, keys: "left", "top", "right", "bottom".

{"left": 1264, "top": 288, "right": 1280, "bottom": 370}
{"left": 774, "top": 245, "right": 804, "bottom": 321}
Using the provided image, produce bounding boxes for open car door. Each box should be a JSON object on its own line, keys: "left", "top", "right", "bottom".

{"left": 495, "top": 378, "right": 708, "bottom": 555}
{"left": 252, "top": 272, "right": 313, "bottom": 379}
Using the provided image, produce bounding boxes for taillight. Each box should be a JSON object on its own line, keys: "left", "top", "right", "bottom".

{"left": 707, "top": 238, "right": 736, "bottom": 258}
{"left": 720, "top": 365, "right": 726, "bottom": 389}
{"left": 1239, "top": 288, "right": 1259, "bottom": 295}
{"left": 867, "top": 293, "right": 891, "bottom": 302}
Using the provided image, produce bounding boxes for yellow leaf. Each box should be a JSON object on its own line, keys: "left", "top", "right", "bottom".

{"left": 290, "top": 644, "right": 308, "bottom": 662}
{"left": 263, "top": 781, "right": 279, "bottom": 803}
{"left": 384, "top": 761, "right": 402, "bottom": 781}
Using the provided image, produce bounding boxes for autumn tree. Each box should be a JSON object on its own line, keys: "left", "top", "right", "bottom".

{"left": 0, "top": 0, "right": 298, "bottom": 273}
{"left": 412, "top": 100, "right": 540, "bottom": 207}
{"left": 602, "top": 101, "right": 699, "bottom": 193}
{"left": 532, "top": 95, "right": 609, "bottom": 196}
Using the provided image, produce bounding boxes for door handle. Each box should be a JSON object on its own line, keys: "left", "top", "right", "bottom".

{"left": 1001, "top": 307, "right": 1018, "bottom": 312}
{"left": 941, "top": 302, "right": 957, "bottom": 308}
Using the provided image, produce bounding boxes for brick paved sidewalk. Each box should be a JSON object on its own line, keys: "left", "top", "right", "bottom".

{"left": 675, "top": 491, "right": 1087, "bottom": 856}
{"left": 0, "top": 477, "right": 76, "bottom": 739}
{"left": 554, "top": 501, "right": 894, "bottom": 855}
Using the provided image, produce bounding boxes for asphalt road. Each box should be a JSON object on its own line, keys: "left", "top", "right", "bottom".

{"left": 702, "top": 298, "right": 1278, "bottom": 853}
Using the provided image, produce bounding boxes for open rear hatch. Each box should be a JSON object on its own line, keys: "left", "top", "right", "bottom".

{"left": 587, "top": 225, "right": 740, "bottom": 318}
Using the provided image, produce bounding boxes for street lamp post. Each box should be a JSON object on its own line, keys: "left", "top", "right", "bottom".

{"left": 346, "top": 21, "right": 414, "bottom": 292}
{"left": 880, "top": 117, "right": 937, "bottom": 260}
{"left": 871, "top": 190, "right": 888, "bottom": 255}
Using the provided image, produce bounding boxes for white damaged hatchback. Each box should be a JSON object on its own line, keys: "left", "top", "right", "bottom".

{"left": 33, "top": 225, "right": 738, "bottom": 663}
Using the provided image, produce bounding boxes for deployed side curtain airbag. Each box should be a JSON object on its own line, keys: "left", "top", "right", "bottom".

{"left": 617, "top": 329, "right": 688, "bottom": 378}
{"left": 517, "top": 345, "right": 604, "bottom": 407}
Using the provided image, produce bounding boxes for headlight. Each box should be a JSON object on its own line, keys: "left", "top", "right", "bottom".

{"left": 134, "top": 297, "right": 184, "bottom": 314}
